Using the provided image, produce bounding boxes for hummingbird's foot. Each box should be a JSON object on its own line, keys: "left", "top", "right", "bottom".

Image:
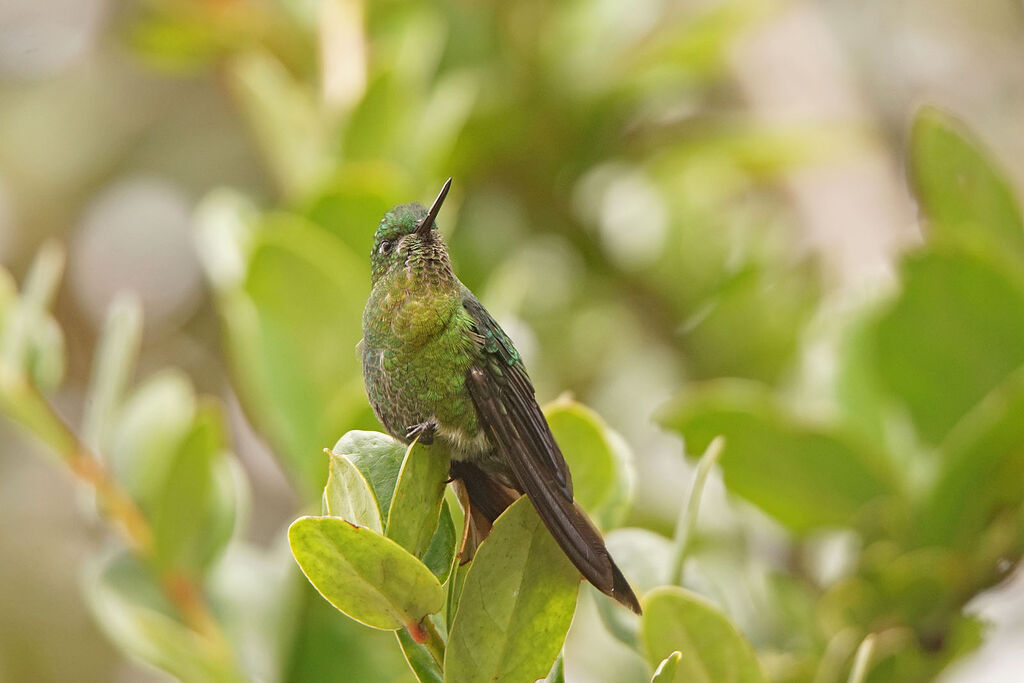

{"left": 406, "top": 420, "right": 437, "bottom": 445}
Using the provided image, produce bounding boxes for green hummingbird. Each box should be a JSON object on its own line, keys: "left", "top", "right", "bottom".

{"left": 360, "top": 178, "right": 640, "bottom": 614}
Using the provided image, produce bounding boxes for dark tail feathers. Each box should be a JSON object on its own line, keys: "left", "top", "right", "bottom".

{"left": 451, "top": 460, "right": 641, "bottom": 614}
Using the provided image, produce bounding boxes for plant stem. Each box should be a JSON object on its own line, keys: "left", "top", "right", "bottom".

{"left": 668, "top": 436, "right": 724, "bottom": 585}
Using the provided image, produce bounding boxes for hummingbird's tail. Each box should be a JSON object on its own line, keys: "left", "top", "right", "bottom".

{"left": 450, "top": 459, "right": 642, "bottom": 614}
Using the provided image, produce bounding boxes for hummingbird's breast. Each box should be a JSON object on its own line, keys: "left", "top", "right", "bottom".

{"left": 361, "top": 267, "right": 486, "bottom": 457}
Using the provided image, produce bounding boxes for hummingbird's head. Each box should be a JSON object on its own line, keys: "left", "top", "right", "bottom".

{"left": 370, "top": 178, "right": 452, "bottom": 285}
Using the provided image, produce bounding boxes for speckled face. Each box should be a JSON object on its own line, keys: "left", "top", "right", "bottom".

{"left": 370, "top": 203, "right": 432, "bottom": 284}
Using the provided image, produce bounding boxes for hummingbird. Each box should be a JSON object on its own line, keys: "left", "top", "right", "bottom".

{"left": 360, "top": 178, "right": 640, "bottom": 614}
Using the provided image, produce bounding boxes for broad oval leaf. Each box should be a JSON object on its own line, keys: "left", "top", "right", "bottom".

{"left": 329, "top": 431, "right": 457, "bottom": 581}
{"left": 332, "top": 430, "right": 407, "bottom": 521}
{"left": 642, "top": 586, "right": 763, "bottom": 683}
{"left": 324, "top": 451, "right": 383, "bottom": 532}
{"left": 658, "top": 380, "right": 896, "bottom": 534}
{"left": 545, "top": 397, "right": 634, "bottom": 529}
{"left": 288, "top": 516, "right": 444, "bottom": 631}
{"left": 910, "top": 107, "right": 1024, "bottom": 271}
{"left": 445, "top": 497, "right": 580, "bottom": 683}
{"left": 387, "top": 442, "right": 451, "bottom": 558}
{"left": 874, "top": 250, "right": 1024, "bottom": 444}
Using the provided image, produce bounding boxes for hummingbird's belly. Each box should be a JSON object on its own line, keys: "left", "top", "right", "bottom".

{"left": 362, "top": 332, "right": 488, "bottom": 458}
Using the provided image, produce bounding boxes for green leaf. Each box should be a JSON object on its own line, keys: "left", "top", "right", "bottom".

{"left": 84, "top": 552, "right": 243, "bottom": 682}
{"left": 916, "top": 367, "right": 1024, "bottom": 550}
{"left": 834, "top": 310, "right": 890, "bottom": 446}
{"left": 109, "top": 369, "right": 197, "bottom": 507}
{"left": 445, "top": 497, "right": 580, "bottom": 683}
{"left": 681, "top": 263, "right": 819, "bottom": 384}
{"left": 445, "top": 559, "right": 471, "bottom": 633}
{"left": 421, "top": 501, "right": 457, "bottom": 583}
{"left": 327, "top": 431, "right": 456, "bottom": 581}
{"left": 396, "top": 628, "right": 444, "bottom": 683}
{"left": 226, "top": 51, "right": 332, "bottom": 198}
{"left": 642, "top": 587, "right": 763, "bottom": 683}
{"left": 324, "top": 450, "right": 384, "bottom": 532}
{"left": 1, "top": 241, "right": 64, "bottom": 377}
{"left": 151, "top": 402, "right": 241, "bottom": 573}
{"left": 652, "top": 651, "right": 682, "bottom": 682}
{"left": 83, "top": 294, "right": 142, "bottom": 452}
{"left": 599, "top": 528, "right": 674, "bottom": 647}
{"left": 288, "top": 516, "right": 444, "bottom": 631}
{"left": 206, "top": 211, "right": 371, "bottom": 499}
{"left": 874, "top": 250, "right": 1024, "bottom": 444}
{"left": 658, "top": 380, "right": 896, "bottom": 533}
{"left": 284, "top": 578, "right": 418, "bottom": 683}
{"left": 332, "top": 430, "right": 407, "bottom": 521}
{"left": 303, "top": 164, "right": 410, "bottom": 259}
{"left": 544, "top": 397, "right": 634, "bottom": 528}
{"left": 386, "top": 442, "right": 451, "bottom": 558}
{"left": 910, "top": 107, "right": 1024, "bottom": 270}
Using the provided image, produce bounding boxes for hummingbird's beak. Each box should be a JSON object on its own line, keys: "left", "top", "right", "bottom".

{"left": 417, "top": 177, "right": 452, "bottom": 235}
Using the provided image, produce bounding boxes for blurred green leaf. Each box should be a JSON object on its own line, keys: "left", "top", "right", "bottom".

{"left": 226, "top": 50, "right": 332, "bottom": 198}
{"left": 209, "top": 215, "right": 370, "bottom": 499}
{"left": 109, "top": 369, "right": 197, "bottom": 507}
{"left": 1, "top": 241, "right": 64, "bottom": 375}
{"left": 544, "top": 397, "right": 634, "bottom": 529}
{"left": 659, "top": 380, "right": 896, "bottom": 533}
{"left": 151, "top": 402, "right": 240, "bottom": 574}
{"left": 332, "top": 430, "right": 407, "bottom": 519}
{"left": 303, "top": 163, "right": 410, "bottom": 258}
{"left": 911, "top": 107, "right": 1024, "bottom": 271}
{"left": 324, "top": 450, "right": 384, "bottom": 532}
{"left": 874, "top": 250, "right": 1024, "bottom": 444}
{"left": 682, "top": 264, "right": 819, "bottom": 384}
{"left": 916, "top": 367, "right": 1024, "bottom": 551}
{"left": 652, "top": 651, "right": 682, "bottom": 683}
{"left": 129, "top": 5, "right": 246, "bottom": 74}
{"left": 834, "top": 311, "right": 890, "bottom": 447}
{"left": 85, "top": 552, "right": 243, "bottom": 682}
{"left": 284, "top": 579, "right": 417, "bottom": 683}
{"left": 83, "top": 294, "right": 142, "bottom": 453}
{"left": 641, "top": 586, "right": 763, "bottom": 683}
{"left": 288, "top": 516, "right": 444, "bottom": 631}
{"left": 386, "top": 442, "right": 451, "bottom": 558}
{"left": 206, "top": 542, "right": 305, "bottom": 683}
{"left": 605, "top": 528, "right": 674, "bottom": 597}
{"left": 445, "top": 497, "right": 579, "bottom": 683}
{"left": 396, "top": 628, "right": 444, "bottom": 683}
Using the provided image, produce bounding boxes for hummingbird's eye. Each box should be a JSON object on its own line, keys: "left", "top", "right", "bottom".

{"left": 379, "top": 240, "right": 394, "bottom": 255}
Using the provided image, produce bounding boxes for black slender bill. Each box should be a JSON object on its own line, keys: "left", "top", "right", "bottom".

{"left": 417, "top": 177, "right": 453, "bottom": 235}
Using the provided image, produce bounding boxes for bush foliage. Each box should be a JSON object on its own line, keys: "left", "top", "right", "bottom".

{"left": 2, "top": 2, "right": 1023, "bottom": 682}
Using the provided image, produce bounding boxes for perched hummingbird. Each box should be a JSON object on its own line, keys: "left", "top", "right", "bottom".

{"left": 360, "top": 178, "right": 640, "bottom": 614}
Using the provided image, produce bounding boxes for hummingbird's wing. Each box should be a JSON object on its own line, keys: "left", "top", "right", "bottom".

{"left": 460, "top": 291, "right": 641, "bottom": 614}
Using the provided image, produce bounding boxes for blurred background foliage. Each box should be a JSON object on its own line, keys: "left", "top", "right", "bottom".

{"left": 2, "top": 0, "right": 1024, "bottom": 681}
